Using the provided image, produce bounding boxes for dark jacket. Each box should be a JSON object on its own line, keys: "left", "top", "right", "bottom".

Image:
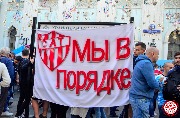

{"left": 18, "top": 58, "right": 33, "bottom": 87}
{"left": 0, "top": 56, "right": 14, "bottom": 82}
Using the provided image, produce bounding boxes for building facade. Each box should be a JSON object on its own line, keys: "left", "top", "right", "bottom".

{"left": 0, "top": 0, "right": 179, "bottom": 59}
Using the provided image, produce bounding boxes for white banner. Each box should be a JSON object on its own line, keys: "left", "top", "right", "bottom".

{"left": 34, "top": 24, "right": 134, "bottom": 107}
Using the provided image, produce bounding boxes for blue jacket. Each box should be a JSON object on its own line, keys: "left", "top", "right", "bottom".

{"left": 129, "top": 55, "right": 160, "bottom": 99}
{"left": 0, "top": 56, "right": 14, "bottom": 82}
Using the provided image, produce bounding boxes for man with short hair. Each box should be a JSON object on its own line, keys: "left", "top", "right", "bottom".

{"left": 0, "top": 62, "right": 11, "bottom": 116}
{"left": 156, "top": 62, "right": 174, "bottom": 118}
{"left": 119, "top": 42, "right": 146, "bottom": 118}
{"left": 133, "top": 42, "right": 146, "bottom": 68}
{"left": 134, "top": 42, "right": 146, "bottom": 55}
{"left": 129, "top": 47, "right": 160, "bottom": 118}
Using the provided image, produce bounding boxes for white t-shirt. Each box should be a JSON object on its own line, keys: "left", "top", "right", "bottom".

{"left": 0, "top": 62, "right": 11, "bottom": 93}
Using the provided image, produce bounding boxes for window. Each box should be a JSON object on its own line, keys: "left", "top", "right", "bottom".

{"left": 167, "top": 29, "right": 180, "bottom": 60}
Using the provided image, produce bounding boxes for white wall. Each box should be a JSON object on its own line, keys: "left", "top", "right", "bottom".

{"left": 20, "top": 0, "right": 38, "bottom": 43}
{"left": 0, "top": 1, "right": 8, "bottom": 48}
{"left": 0, "top": 0, "right": 179, "bottom": 59}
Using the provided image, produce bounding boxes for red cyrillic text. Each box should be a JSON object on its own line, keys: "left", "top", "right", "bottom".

{"left": 56, "top": 68, "right": 131, "bottom": 95}
{"left": 116, "top": 38, "right": 130, "bottom": 59}
{"left": 72, "top": 39, "right": 109, "bottom": 62}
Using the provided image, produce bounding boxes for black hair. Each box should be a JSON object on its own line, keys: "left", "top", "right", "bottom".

{"left": 22, "top": 49, "right": 29, "bottom": 56}
{"left": 174, "top": 52, "right": 180, "bottom": 57}
{"left": 135, "top": 42, "right": 146, "bottom": 50}
{"left": 15, "top": 56, "right": 22, "bottom": 61}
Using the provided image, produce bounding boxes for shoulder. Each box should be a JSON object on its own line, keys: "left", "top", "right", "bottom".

{"left": 0, "top": 62, "right": 7, "bottom": 70}
{"left": 7, "top": 58, "right": 13, "bottom": 63}
{"left": 20, "top": 58, "right": 30, "bottom": 67}
{"left": 24, "top": 58, "right": 30, "bottom": 63}
{"left": 21, "top": 58, "right": 29, "bottom": 62}
{"left": 0, "top": 62, "right": 6, "bottom": 67}
{"left": 1, "top": 57, "right": 13, "bottom": 63}
{"left": 166, "top": 67, "right": 180, "bottom": 78}
{"left": 167, "top": 68, "right": 176, "bottom": 76}
{"left": 138, "top": 59, "right": 152, "bottom": 67}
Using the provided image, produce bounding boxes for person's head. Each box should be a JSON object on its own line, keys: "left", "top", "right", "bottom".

{"left": 10, "top": 52, "right": 15, "bottom": 59}
{"left": 14, "top": 56, "right": 22, "bottom": 65}
{"left": 174, "top": 52, "right": 180, "bottom": 66}
{"left": 163, "top": 62, "right": 174, "bottom": 74}
{"left": 146, "top": 47, "right": 159, "bottom": 63}
{"left": 0, "top": 47, "right": 10, "bottom": 57}
{"left": 8, "top": 52, "right": 15, "bottom": 59}
{"left": 22, "top": 49, "right": 29, "bottom": 58}
{"left": 134, "top": 42, "right": 146, "bottom": 56}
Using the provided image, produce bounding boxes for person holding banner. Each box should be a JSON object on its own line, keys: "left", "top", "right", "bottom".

{"left": 14, "top": 49, "right": 34, "bottom": 118}
{"left": 31, "top": 47, "right": 49, "bottom": 118}
{"left": 129, "top": 47, "right": 160, "bottom": 118}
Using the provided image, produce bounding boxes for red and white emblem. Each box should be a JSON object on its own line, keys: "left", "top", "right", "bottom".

{"left": 37, "top": 31, "right": 71, "bottom": 71}
{"left": 163, "top": 101, "right": 178, "bottom": 117}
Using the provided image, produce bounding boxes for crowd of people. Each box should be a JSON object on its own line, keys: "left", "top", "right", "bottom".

{"left": 0, "top": 42, "right": 179, "bottom": 118}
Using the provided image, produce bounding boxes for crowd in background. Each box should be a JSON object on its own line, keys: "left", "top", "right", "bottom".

{"left": 0, "top": 43, "right": 180, "bottom": 118}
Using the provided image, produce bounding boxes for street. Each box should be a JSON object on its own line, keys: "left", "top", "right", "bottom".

{"left": 1, "top": 86, "right": 159, "bottom": 118}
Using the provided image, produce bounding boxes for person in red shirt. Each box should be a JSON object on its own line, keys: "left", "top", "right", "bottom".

{"left": 154, "top": 63, "right": 162, "bottom": 76}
